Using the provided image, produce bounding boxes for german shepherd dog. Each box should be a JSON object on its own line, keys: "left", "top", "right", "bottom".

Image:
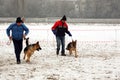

{"left": 23, "top": 38, "right": 42, "bottom": 63}
{"left": 66, "top": 40, "right": 78, "bottom": 58}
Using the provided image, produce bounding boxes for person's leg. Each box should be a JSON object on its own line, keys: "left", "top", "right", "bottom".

{"left": 13, "top": 39, "right": 20, "bottom": 64}
{"left": 56, "top": 36, "right": 61, "bottom": 55}
{"left": 17, "top": 39, "right": 23, "bottom": 63}
{"left": 61, "top": 36, "right": 66, "bottom": 56}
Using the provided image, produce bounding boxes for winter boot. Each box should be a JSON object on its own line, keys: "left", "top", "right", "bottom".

{"left": 56, "top": 49, "right": 59, "bottom": 55}
{"left": 61, "top": 50, "right": 66, "bottom": 56}
{"left": 61, "top": 53, "right": 66, "bottom": 56}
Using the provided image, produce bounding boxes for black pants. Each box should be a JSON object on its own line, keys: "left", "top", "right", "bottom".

{"left": 13, "top": 39, "right": 23, "bottom": 62}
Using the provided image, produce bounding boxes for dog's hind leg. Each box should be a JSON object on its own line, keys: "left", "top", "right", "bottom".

{"left": 26, "top": 57, "right": 30, "bottom": 63}
{"left": 26, "top": 53, "right": 31, "bottom": 63}
{"left": 23, "top": 53, "right": 26, "bottom": 59}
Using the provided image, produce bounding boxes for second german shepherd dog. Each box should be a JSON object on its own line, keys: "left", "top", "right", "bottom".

{"left": 23, "top": 38, "right": 42, "bottom": 63}
{"left": 66, "top": 40, "right": 78, "bottom": 58}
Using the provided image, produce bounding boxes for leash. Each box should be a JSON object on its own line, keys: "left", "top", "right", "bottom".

{"left": 6, "top": 36, "right": 27, "bottom": 45}
{"left": 70, "top": 36, "right": 74, "bottom": 41}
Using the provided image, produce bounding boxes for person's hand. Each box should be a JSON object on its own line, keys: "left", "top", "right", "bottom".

{"left": 9, "top": 36, "right": 12, "bottom": 40}
{"left": 67, "top": 31, "right": 72, "bottom": 37}
{"left": 69, "top": 33, "right": 72, "bottom": 36}
{"left": 52, "top": 30, "right": 56, "bottom": 35}
{"left": 68, "top": 32, "right": 72, "bottom": 37}
{"left": 23, "top": 34, "right": 26, "bottom": 40}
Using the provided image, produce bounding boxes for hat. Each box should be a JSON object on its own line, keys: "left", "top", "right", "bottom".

{"left": 16, "top": 17, "right": 22, "bottom": 23}
{"left": 61, "top": 15, "right": 67, "bottom": 21}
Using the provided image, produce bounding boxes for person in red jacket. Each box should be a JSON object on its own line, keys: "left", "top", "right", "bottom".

{"left": 51, "top": 15, "right": 72, "bottom": 56}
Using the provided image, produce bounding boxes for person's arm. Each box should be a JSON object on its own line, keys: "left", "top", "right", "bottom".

{"left": 66, "top": 30, "right": 72, "bottom": 36}
{"left": 65, "top": 22, "right": 72, "bottom": 36}
{"left": 22, "top": 24, "right": 29, "bottom": 39}
{"left": 51, "top": 21, "right": 58, "bottom": 35}
{"left": 6, "top": 23, "right": 14, "bottom": 40}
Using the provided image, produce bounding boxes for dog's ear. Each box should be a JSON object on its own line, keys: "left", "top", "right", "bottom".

{"left": 26, "top": 37, "right": 29, "bottom": 40}
{"left": 75, "top": 40, "right": 77, "bottom": 43}
{"left": 36, "top": 41, "right": 39, "bottom": 44}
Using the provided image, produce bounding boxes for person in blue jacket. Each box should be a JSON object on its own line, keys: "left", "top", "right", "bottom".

{"left": 6, "top": 17, "right": 29, "bottom": 64}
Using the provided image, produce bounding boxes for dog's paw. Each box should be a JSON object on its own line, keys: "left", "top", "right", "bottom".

{"left": 75, "top": 55, "right": 78, "bottom": 58}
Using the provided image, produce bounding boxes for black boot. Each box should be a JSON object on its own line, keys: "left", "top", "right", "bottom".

{"left": 61, "top": 50, "right": 66, "bottom": 56}
{"left": 61, "top": 53, "right": 66, "bottom": 56}
{"left": 17, "top": 60, "right": 21, "bottom": 64}
{"left": 17, "top": 61, "right": 21, "bottom": 64}
{"left": 56, "top": 49, "right": 59, "bottom": 55}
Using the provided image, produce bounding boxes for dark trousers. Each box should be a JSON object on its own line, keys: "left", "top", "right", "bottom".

{"left": 13, "top": 39, "right": 23, "bottom": 62}
{"left": 56, "top": 36, "right": 65, "bottom": 54}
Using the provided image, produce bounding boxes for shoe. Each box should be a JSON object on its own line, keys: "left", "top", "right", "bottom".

{"left": 61, "top": 54, "right": 66, "bottom": 56}
{"left": 56, "top": 49, "right": 59, "bottom": 55}
{"left": 17, "top": 61, "right": 21, "bottom": 64}
{"left": 56, "top": 51, "right": 59, "bottom": 55}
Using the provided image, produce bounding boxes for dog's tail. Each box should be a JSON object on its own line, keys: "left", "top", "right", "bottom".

{"left": 25, "top": 37, "right": 29, "bottom": 47}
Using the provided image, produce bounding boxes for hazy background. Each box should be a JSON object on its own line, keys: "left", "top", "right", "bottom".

{"left": 0, "top": 0, "right": 120, "bottom": 18}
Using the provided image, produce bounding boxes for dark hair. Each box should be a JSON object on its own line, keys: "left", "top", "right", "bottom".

{"left": 61, "top": 15, "right": 67, "bottom": 21}
{"left": 16, "top": 17, "right": 22, "bottom": 23}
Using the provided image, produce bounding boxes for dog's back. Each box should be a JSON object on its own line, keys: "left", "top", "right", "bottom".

{"left": 66, "top": 42, "right": 72, "bottom": 50}
{"left": 66, "top": 40, "right": 78, "bottom": 58}
{"left": 24, "top": 37, "right": 30, "bottom": 54}
{"left": 66, "top": 40, "right": 76, "bottom": 50}
{"left": 24, "top": 44, "right": 33, "bottom": 53}
{"left": 23, "top": 41, "right": 42, "bottom": 62}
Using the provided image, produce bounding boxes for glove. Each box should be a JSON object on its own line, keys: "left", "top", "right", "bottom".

{"left": 9, "top": 36, "right": 12, "bottom": 40}
{"left": 69, "top": 33, "right": 72, "bottom": 36}
{"left": 68, "top": 31, "right": 72, "bottom": 36}
{"left": 52, "top": 30, "right": 56, "bottom": 35}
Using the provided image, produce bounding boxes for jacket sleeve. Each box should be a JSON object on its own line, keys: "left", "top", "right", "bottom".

{"left": 6, "top": 23, "right": 14, "bottom": 37}
{"left": 65, "top": 22, "right": 72, "bottom": 36}
{"left": 51, "top": 21, "right": 58, "bottom": 30}
{"left": 66, "top": 30, "right": 72, "bottom": 36}
{"left": 22, "top": 24, "right": 29, "bottom": 35}
{"left": 51, "top": 21, "right": 58, "bottom": 35}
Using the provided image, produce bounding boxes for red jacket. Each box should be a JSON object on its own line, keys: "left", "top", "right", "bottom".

{"left": 52, "top": 20, "right": 71, "bottom": 36}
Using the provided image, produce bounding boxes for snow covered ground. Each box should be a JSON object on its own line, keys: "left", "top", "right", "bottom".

{"left": 0, "top": 23, "right": 120, "bottom": 80}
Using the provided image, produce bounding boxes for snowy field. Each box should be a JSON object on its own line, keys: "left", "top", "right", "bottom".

{"left": 0, "top": 23, "right": 120, "bottom": 80}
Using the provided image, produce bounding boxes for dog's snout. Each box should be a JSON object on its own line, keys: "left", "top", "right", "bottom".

{"left": 39, "top": 47, "right": 42, "bottom": 50}
{"left": 37, "top": 47, "right": 42, "bottom": 51}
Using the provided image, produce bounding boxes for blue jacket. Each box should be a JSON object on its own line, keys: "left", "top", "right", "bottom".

{"left": 6, "top": 23, "right": 29, "bottom": 40}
